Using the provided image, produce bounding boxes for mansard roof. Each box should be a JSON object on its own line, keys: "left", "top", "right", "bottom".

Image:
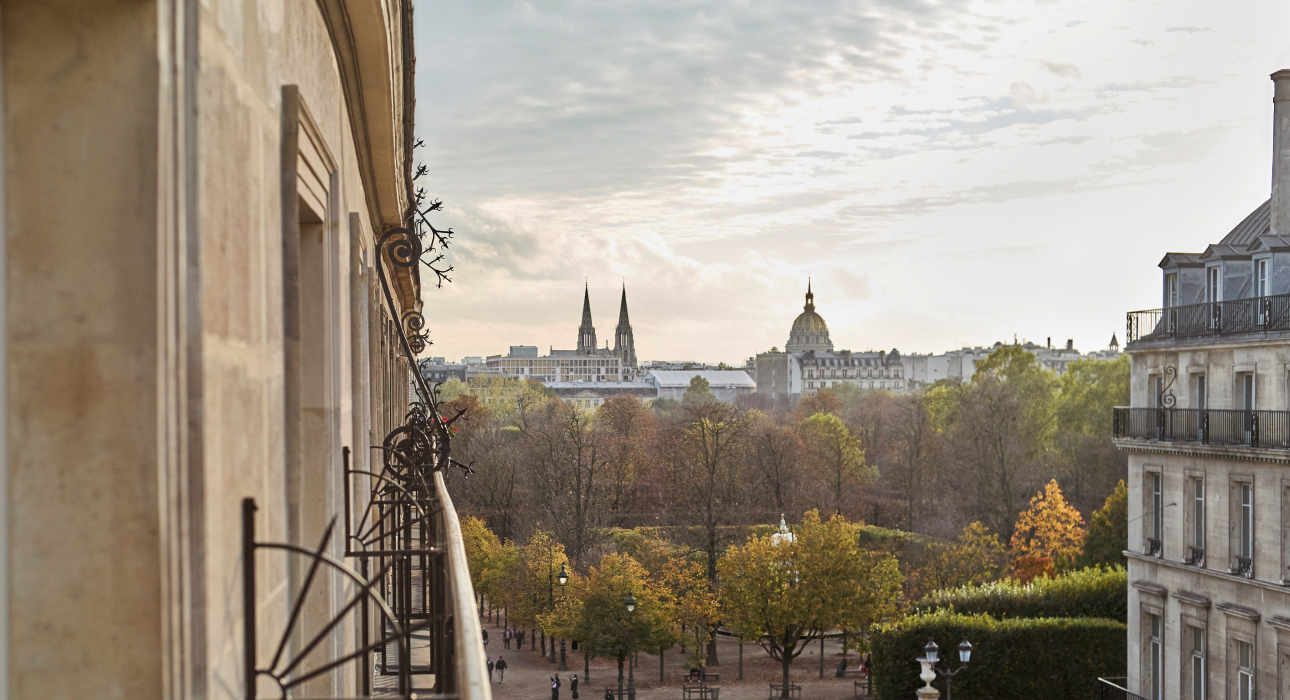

{"left": 1217, "top": 198, "right": 1271, "bottom": 248}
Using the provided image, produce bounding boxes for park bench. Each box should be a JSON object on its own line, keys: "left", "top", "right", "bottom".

{"left": 768, "top": 683, "right": 802, "bottom": 699}
{"left": 854, "top": 676, "right": 872, "bottom": 698}
{"left": 684, "top": 672, "right": 719, "bottom": 685}
{"left": 683, "top": 685, "right": 720, "bottom": 700}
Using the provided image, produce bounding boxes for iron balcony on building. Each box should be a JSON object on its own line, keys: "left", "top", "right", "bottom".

{"left": 1113, "top": 406, "right": 1290, "bottom": 449}
{"left": 1125, "top": 292, "right": 1290, "bottom": 344}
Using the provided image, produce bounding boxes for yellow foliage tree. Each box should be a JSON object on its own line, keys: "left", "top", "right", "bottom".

{"left": 1010, "top": 479, "right": 1086, "bottom": 581}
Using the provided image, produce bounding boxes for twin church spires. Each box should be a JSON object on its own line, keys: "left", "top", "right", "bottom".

{"left": 576, "top": 282, "right": 638, "bottom": 370}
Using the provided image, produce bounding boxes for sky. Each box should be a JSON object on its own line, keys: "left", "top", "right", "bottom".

{"left": 412, "top": 0, "right": 1290, "bottom": 365}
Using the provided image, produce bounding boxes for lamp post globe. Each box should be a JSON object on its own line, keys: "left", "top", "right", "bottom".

{"left": 958, "top": 639, "right": 972, "bottom": 664}
{"left": 558, "top": 564, "right": 569, "bottom": 587}
{"left": 625, "top": 592, "right": 637, "bottom": 700}
{"left": 557, "top": 565, "right": 569, "bottom": 671}
{"left": 924, "top": 639, "right": 939, "bottom": 664}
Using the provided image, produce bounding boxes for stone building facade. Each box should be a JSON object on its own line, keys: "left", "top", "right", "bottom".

{"left": 1, "top": 2, "right": 486, "bottom": 699}
{"left": 755, "top": 284, "right": 907, "bottom": 399}
{"left": 1115, "top": 69, "right": 1290, "bottom": 700}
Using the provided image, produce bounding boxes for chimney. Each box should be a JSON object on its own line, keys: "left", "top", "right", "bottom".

{"left": 1272, "top": 70, "right": 1290, "bottom": 236}
{"left": 1047, "top": 336, "right": 1051, "bottom": 349}
{"left": 1066, "top": 339, "right": 1074, "bottom": 350}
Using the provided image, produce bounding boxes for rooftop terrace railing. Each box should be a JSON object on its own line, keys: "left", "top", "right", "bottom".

{"left": 1112, "top": 407, "right": 1290, "bottom": 449}
{"left": 1125, "top": 292, "right": 1290, "bottom": 343}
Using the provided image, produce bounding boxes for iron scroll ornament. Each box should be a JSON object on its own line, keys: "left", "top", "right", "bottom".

{"left": 1160, "top": 365, "right": 1178, "bottom": 408}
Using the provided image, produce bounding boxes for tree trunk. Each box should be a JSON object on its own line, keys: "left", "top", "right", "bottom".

{"left": 617, "top": 655, "right": 625, "bottom": 700}
{"left": 780, "top": 653, "right": 792, "bottom": 698}
{"left": 659, "top": 648, "right": 665, "bottom": 682}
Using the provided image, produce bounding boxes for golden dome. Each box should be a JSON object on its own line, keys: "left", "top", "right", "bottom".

{"left": 791, "top": 310, "right": 828, "bottom": 333}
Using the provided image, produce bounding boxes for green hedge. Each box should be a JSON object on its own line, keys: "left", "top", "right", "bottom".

{"left": 871, "top": 610, "right": 1126, "bottom": 700}
{"left": 910, "top": 565, "right": 1127, "bottom": 622}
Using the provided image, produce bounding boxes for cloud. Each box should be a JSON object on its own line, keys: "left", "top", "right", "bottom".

{"left": 1010, "top": 82, "right": 1050, "bottom": 106}
{"left": 1165, "top": 26, "right": 1211, "bottom": 34}
{"left": 1042, "top": 61, "right": 1082, "bottom": 79}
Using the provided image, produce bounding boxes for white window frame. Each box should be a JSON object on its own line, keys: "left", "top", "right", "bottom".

{"left": 1256, "top": 257, "right": 1270, "bottom": 297}
{"left": 1207, "top": 266, "right": 1222, "bottom": 303}
{"left": 1188, "top": 624, "right": 1206, "bottom": 700}
{"left": 1166, "top": 272, "right": 1179, "bottom": 307}
{"left": 1149, "top": 613, "right": 1163, "bottom": 700}
{"left": 1236, "top": 639, "right": 1254, "bottom": 700}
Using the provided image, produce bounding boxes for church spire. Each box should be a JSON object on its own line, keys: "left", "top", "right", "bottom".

{"left": 614, "top": 283, "right": 637, "bottom": 372}
{"left": 576, "top": 282, "right": 597, "bottom": 355}
{"left": 805, "top": 277, "right": 815, "bottom": 311}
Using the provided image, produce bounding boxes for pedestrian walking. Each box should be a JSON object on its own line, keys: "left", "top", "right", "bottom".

{"left": 571, "top": 674, "right": 579, "bottom": 700}
{"left": 496, "top": 656, "right": 508, "bottom": 682}
{"left": 504, "top": 625, "right": 513, "bottom": 650}
{"left": 604, "top": 687, "right": 614, "bottom": 700}
{"left": 518, "top": 629, "right": 525, "bottom": 648}
{"left": 487, "top": 657, "right": 494, "bottom": 683}
{"left": 482, "top": 628, "right": 489, "bottom": 648}
{"left": 551, "top": 676, "right": 560, "bottom": 700}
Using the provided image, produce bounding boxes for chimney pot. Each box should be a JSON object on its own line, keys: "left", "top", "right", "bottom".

{"left": 1066, "top": 339, "right": 1074, "bottom": 350}
{"left": 1271, "top": 69, "right": 1290, "bottom": 237}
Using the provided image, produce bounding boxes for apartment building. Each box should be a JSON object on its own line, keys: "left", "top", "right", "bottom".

{"left": 1113, "top": 69, "right": 1290, "bottom": 700}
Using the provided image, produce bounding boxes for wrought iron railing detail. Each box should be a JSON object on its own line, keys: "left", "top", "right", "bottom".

{"left": 1145, "top": 538, "right": 1161, "bottom": 557}
{"left": 1126, "top": 292, "right": 1290, "bottom": 343}
{"left": 1185, "top": 546, "right": 1205, "bottom": 566}
{"left": 1112, "top": 407, "right": 1290, "bottom": 449}
{"left": 242, "top": 498, "right": 422, "bottom": 700}
{"left": 1232, "top": 556, "right": 1253, "bottom": 578}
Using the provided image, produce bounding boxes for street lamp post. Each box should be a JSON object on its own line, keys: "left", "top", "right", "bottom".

{"left": 558, "top": 564, "right": 569, "bottom": 671}
{"left": 625, "top": 592, "right": 637, "bottom": 700}
{"left": 920, "top": 639, "right": 972, "bottom": 700}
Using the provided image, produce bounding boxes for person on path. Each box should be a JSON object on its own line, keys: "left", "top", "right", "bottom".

{"left": 604, "top": 687, "right": 614, "bottom": 700}
{"left": 504, "top": 625, "right": 513, "bottom": 650}
{"left": 496, "top": 656, "right": 508, "bottom": 682}
{"left": 571, "top": 674, "right": 579, "bottom": 700}
{"left": 482, "top": 628, "right": 489, "bottom": 648}
{"left": 518, "top": 629, "right": 525, "bottom": 648}
{"left": 487, "top": 657, "right": 494, "bottom": 683}
{"left": 551, "top": 676, "right": 560, "bottom": 700}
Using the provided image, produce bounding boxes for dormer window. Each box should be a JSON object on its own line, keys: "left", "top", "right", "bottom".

{"left": 1256, "top": 258, "right": 1270, "bottom": 297}
{"left": 1206, "top": 266, "right": 1221, "bottom": 303}
{"left": 1166, "top": 273, "right": 1179, "bottom": 307}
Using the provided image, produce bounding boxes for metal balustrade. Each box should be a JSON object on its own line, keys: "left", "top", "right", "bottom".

{"left": 1125, "top": 292, "right": 1290, "bottom": 343}
{"left": 1112, "top": 407, "right": 1290, "bottom": 449}
{"left": 1096, "top": 677, "right": 1148, "bottom": 700}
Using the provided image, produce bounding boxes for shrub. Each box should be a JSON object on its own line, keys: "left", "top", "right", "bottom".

{"left": 910, "top": 565, "right": 1126, "bottom": 622}
{"left": 871, "top": 610, "right": 1126, "bottom": 700}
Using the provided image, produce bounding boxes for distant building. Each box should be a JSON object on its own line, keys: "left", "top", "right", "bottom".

{"left": 488, "top": 283, "right": 641, "bottom": 382}
{"left": 419, "top": 363, "right": 467, "bottom": 385}
{"left": 461, "top": 356, "right": 483, "bottom": 366}
{"left": 544, "top": 381, "right": 657, "bottom": 410}
{"left": 647, "top": 369, "right": 756, "bottom": 402}
{"left": 754, "top": 284, "right": 908, "bottom": 399}
{"left": 903, "top": 337, "right": 1122, "bottom": 389}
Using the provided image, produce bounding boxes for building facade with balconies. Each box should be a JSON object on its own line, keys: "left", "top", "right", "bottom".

{"left": 1113, "top": 70, "right": 1290, "bottom": 700}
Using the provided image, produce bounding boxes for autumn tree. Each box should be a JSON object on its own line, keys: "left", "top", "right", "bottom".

{"left": 798, "top": 412, "right": 871, "bottom": 517}
{"left": 543, "top": 553, "right": 676, "bottom": 696}
{"left": 505, "top": 530, "right": 570, "bottom": 655}
{"left": 1079, "top": 480, "right": 1128, "bottom": 568}
{"left": 1010, "top": 479, "right": 1086, "bottom": 581}
{"left": 906, "top": 522, "right": 1006, "bottom": 599}
{"left": 719, "top": 510, "right": 902, "bottom": 696}
{"left": 524, "top": 399, "right": 609, "bottom": 567}
{"left": 656, "top": 550, "right": 721, "bottom": 670}
{"left": 1053, "top": 356, "right": 1130, "bottom": 510}
{"left": 661, "top": 399, "right": 753, "bottom": 664}
{"left": 596, "top": 395, "right": 658, "bottom": 526}
{"left": 683, "top": 375, "right": 717, "bottom": 403}
{"left": 792, "top": 389, "right": 843, "bottom": 421}
{"left": 745, "top": 412, "right": 805, "bottom": 518}
{"left": 461, "top": 515, "right": 502, "bottom": 611}
{"left": 884, "top": 394, "right": 942, "bottom": 532}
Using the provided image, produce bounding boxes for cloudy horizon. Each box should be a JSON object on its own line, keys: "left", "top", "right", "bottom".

{"left": 413, "top": 0, "right": 1290, "bottom": 365}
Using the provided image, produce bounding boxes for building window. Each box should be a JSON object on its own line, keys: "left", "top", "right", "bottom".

{"left": 1257, "top": 258, "right": 1270, "bottom": 297}
{"left": 1207, "top": 266, "right": 1221, "bottom": 303}
{"left": 1236, "top": 640, "right": 1253, "bottom": 700}
{"left": 1186, "top": 476, "right": 1205, "bottom": 565}
{"left": 808, "top": 382, "right": 814, "bottom": 389}
{"left": 1150, "top": 374, "right": 1163, "bottom": 408}
{"left": 1282, "top": 484, "right": 1290, "bottom": 584}
{"left": 1148, "top": 613, "right": 1163, "bottom": 700}
{"left": 1145, "top": 471, "right": 1163, "bottom": 557}
{"left": 1231, "top": 478, "right": 1254, "bottom": 577}
{"left": 1187, "top": 625, "right": 1206, "bottom": 700}
{"left": 1166, "top": 273, "right": 1179, "bottom": 307}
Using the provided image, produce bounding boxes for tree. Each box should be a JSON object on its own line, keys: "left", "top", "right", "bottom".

{"left": 1011, "top": 480, "right": 1086, "bottom": 581}
{"left": 662, "top": 399, "right": 753, "bottom": 664}
{"left": 543, "top": 553, "right": 675, "bottom": 694}
{"left": 505, "top": 530, "right": 570, "bottom": 653}
{"left": 719, "top": 511, "right": 902, "bottom": 696}
{"left": 460, "top": 515, "right": 502, "bottom": 609}
{"left": 596, "top": 395, "right": 659, "bottom": 526}
{"left": 798, "top": 413, "right": 871, "bottom": 517}
{"left": 683, "top": 375, "right": 717, "bottom": 403}
{"left": 1053, "top": 356, "right": 1130, "bottom": 510}
{"left": 884, "top": 394, "right": 942, "bottom": 532}
{"left": 524, "top": 399, "right": 609, "bottom": 567}
{"left": 906, "top": 522, "right": 1006, "bottom": 599}
{"left": 1079, "top": 480, "right": 1128, "bottom": 568}
{"left": 655, "top": 550, "right": 720, "bottom": 670}
{"left": 792, "top": 390, "right": 843, "bottom": 421}
{"left": 746, "top": 413, "right": 805, "bottom": 518}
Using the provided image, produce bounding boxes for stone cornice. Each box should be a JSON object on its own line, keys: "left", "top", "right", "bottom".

{"left": 1131, "top": 579, "right": 1169, "bottom": 597}
{"left": 1173, "top": 590, "right": 1212, "bottom": 608}
{"left": 1126, "top": 551, "right": 1290, "bottom": 595}
{"left": 1113, "top": 439, "right": 1290, "bottom": 464}
{"left": 1267, "top": 615, "right": 1290, "bottom": 632}
{"left": 1216, "top": 602, "right": 1262, "bottom": 621}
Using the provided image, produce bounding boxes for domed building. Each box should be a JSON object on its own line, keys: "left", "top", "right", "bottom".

{"left": 785, "top": 281, "right": 833, "bottom": 353}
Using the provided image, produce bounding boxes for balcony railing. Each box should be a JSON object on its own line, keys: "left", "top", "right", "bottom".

{"left": 1112, "top": 407, "right": 1290, "bottom": 449}
{"left": 1185, "top": 546, "right": 1205, "bottom": 566}
{"left": 1231, "top": 555, "right": 1253, "bottom": 579}
{"left": 1126, "top": 292, "right": 1290, "bottom": 343}
{"left": 1096, "top": 677, "right": 1148, "bottom": 700}
{"left": 1145, "top": 538, "right": 1161, "bottom": 557}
